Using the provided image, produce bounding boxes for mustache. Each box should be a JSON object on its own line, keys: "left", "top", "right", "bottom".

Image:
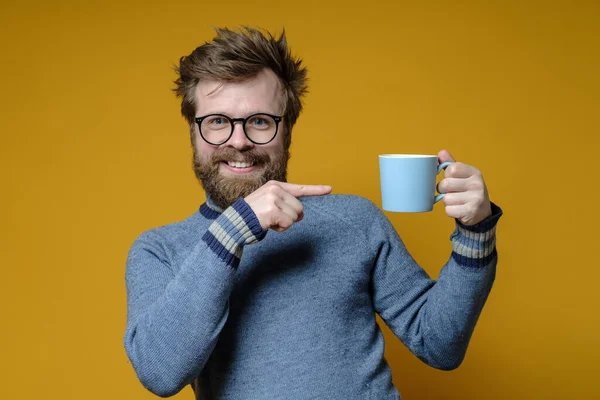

{"left": 210, "top": 148, "right": 270, "bottom": 164}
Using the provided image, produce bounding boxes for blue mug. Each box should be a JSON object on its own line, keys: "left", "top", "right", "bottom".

{"left": 379, "top": 154, "right": 453, "bottom": 212}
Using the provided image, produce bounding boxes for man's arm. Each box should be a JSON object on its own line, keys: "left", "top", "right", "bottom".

{"left": 124, "top": 182, "right": 330, "bottom": 397}
{"left": 123, "top": 199, "right": 264, "bottom": 397}
{"left": 371, "top": 202, "right": 502, "bottom": 370}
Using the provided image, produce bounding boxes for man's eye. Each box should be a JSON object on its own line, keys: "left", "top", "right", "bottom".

{"left": 205, "top": 117, "right": 230, "bottom": 129}
{"left": 248, "top": 116, "right": 272, "bottom": 129}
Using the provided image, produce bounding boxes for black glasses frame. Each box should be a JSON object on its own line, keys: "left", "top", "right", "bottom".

{"left": 194, "top": 113, "right": 283, "bottom": 145}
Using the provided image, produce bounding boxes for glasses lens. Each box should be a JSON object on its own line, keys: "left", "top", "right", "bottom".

{"left": 245, "top": 114, "right": 278, "bottom": 144}
{"left": 200, "top": 115, "right": 231, "bottom": 144}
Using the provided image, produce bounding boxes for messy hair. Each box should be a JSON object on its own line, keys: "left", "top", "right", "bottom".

{"left": 174, "top": 27, "right": 308, "bottom": 149}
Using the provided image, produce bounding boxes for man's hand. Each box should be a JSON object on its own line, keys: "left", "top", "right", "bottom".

{"left": 245, "top": 181, "right": 332, "bottom": 232}
{"left": 437, "top": 149, "right": 492, "bottom": 226}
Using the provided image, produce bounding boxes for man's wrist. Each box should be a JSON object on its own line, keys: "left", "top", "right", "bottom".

{"left": 457, "top": 202, "right": 503, "bottom": 233}
{"left": 202, "top": 198, "right": 267, "bottom": 269}
{"left": 450, "top": 202, "right": 502, "bottom": 268}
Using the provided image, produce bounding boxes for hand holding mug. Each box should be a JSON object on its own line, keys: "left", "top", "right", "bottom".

{"left": 436, "top": 149, "right": 492, "bottom": 226}
{"left": 379, "top": 150, "right": 492, "bottom": 225}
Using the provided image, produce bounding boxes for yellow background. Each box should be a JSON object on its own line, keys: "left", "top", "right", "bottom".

{"left": 2, "top": 0, "right": 599, "bottom": 399}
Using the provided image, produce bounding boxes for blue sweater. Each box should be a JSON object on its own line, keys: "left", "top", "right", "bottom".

{"left": 124, "top": 194, "right": 502, "bottom": 399}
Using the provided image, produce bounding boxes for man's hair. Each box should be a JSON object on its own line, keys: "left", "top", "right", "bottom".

{"left": 174, "top": 27, "right": 308, "bottom": 149}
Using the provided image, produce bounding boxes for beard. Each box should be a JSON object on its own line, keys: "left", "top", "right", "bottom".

{"left": 192, "top": 144, "right": 290, "bottom": 210}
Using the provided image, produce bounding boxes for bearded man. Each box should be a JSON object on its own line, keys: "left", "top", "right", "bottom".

{"left": 124, "top": 27, "right": 503, "bottom": 400}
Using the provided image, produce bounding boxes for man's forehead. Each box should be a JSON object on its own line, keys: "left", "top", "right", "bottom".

{"left": 196, "top": 80, "right": 224, "bottom": 97}
{"left": 195, "top": 69, "right": 281, "bottom": 98}
{"left": 194, "top": 69, "right": 284, "bottom": 115}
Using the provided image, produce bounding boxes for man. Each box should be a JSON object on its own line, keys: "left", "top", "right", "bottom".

{"left": 124, "top": 27, "right": 502, "bottom": 399}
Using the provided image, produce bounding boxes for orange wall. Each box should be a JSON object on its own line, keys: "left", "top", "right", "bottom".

{"left": 1, "top": 1, "right": 599, "bottom": 399}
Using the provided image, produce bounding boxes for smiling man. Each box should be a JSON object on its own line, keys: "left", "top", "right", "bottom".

{"left": 124, "top": 27, "right": 502, "bottom": 399}
{"left": 191, "top": 68, "right": 293, "bottom": 211}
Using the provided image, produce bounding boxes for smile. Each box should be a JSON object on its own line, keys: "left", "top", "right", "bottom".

{"left": 226, "top": 161, "right": 256, "bottom": 168}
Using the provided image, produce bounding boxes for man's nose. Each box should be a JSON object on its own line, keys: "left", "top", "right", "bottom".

{"left": 226, "top": 121, "right": 253, "bottom": 150}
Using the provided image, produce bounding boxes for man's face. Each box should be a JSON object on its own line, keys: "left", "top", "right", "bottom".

{"left": 192, "top": 68, "right": 289, "bottom": 209}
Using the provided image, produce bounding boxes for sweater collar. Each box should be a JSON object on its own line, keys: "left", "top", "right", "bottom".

{"left": 199, "top": 195, "right": 224, "bottom": 220}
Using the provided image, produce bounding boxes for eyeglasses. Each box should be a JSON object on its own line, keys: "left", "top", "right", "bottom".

{"left": 194, "top": 113, "right": 283, "bottom": 145}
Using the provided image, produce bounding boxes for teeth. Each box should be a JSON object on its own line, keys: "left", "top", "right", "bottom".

{"left": 227, "top": 161, "right": 255, "bottom": 168}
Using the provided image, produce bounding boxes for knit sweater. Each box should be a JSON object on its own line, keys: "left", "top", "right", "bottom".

{"left": 124, "top": 194, "right": 502, "bottom": 399}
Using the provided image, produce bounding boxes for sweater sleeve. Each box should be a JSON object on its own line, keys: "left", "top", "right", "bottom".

{"left": 370, "top": 202, "right": 502, "bottom": 370}
{"left": 123, "top": 199, "right": 265, "bottom": 397}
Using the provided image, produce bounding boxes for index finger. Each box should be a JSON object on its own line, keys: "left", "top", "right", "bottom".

{"left": 277, "top": 182, "right": 332, "bottom": 198}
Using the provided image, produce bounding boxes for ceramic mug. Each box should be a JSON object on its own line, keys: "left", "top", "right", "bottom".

{"left": 379, "top": 154, "right": 453, "bottom": 212}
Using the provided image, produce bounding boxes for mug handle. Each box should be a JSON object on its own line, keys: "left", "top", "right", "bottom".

{"left": 434, "top": 161, "right": 454, "bottom": 203}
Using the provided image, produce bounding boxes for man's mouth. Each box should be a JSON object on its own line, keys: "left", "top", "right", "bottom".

{"left": 225, "top": 161, "right": 256, "bottom": 169}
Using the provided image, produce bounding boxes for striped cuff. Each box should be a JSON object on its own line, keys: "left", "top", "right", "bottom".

{"left": 202, "top": 198, "right": 267, "bottom": 269}
{"left": 450, "top": 202, "right": 503, "bottom": 268}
